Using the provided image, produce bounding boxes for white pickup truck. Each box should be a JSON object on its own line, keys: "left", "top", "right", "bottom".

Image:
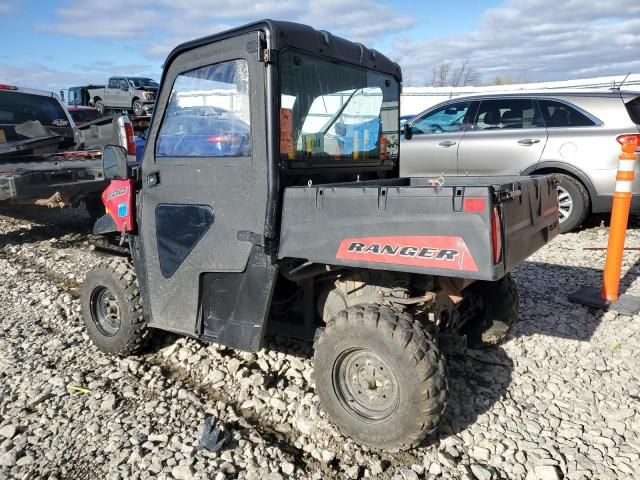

{"left": 88, "top": 77, "right": 158, "bottom": 117}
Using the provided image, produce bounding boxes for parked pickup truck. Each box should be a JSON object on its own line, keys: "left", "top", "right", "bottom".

{"left": 88, "top": 77, "right": 158, "bottom": 117}
{"left": 0, "top": 84, "right": 135, "bottom": 219}
{"left": 80, "top": 20, "right": 559, "bottom": 451}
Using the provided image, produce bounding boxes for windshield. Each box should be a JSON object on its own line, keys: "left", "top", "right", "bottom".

{"left": 129, "top": 78, "right": 159, "bottom": 88}
{"left": 279, "top": 50, "right": 399, "bottom": 166}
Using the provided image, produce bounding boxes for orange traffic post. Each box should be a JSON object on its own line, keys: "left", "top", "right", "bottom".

{"left": 601, "top": 135, "right": 639, "bottom": 301}
{"left": 569, "top": 134, "right": 640, "bottom": 315}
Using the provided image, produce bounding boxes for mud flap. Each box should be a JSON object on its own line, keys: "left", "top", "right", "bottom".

{"left": 199, "top": 246, "right": 278, "bottom": 352}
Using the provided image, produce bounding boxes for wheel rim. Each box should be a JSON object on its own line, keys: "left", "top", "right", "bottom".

{"left": 90, "top": 286, "right": 121, "bottom": 336}
{"left": 333, "top": 348, "right": 399, "bottom": 423}
{"left": 557, "top": 186, "right": 573, "bottom": 223}
{"left": 134, "top": 102, "right": 142, "bottom": 115}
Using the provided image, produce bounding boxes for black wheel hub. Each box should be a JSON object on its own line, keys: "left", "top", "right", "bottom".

{"left": 90, "top": 286, "right": 121, "bottom": 336}
{"left": 334, "top": 349, "right": 399, "bottom": 422}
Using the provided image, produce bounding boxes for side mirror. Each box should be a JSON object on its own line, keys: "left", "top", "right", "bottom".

{"left": 103, "top": 145, "right": 129, "bottom": 180}
{"left": 403, "top": 123, "right": 413, "bottom": 140}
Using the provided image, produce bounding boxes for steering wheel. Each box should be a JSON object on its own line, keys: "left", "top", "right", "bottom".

{"left": 430, "top": 124, "right": 444, "bottom": 133}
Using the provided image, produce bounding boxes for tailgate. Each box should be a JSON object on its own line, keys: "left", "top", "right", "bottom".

{"left": 501, "top": 175, "right": 559, "bottom": 272}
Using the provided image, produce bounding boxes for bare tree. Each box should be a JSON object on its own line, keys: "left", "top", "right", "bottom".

{"left": 428, "top": 60, "right": 477, "bottom": 87}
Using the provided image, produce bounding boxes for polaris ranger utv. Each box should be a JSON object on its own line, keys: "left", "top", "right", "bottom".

{"left": 80, "top": 20, "right": 559, "bottom": 450}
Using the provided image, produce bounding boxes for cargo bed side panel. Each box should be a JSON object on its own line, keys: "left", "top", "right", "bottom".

{"left": 278, "top": 185, "right": 500, "bottom": 281}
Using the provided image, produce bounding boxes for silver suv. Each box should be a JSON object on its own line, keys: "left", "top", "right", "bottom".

{"left": 401, "top": 91, "right": 640, "bottom": 232}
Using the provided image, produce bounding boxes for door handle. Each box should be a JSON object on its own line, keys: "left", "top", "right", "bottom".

{"left": 438, "top": 140, "right": 457, "bottom": 147}
{"left": 147, "top": 172, "right": 160, "bottom": 187}
{"left": 518, "top": 138, "right": 541, "bottom": 145}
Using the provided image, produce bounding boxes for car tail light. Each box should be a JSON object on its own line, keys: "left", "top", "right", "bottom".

{"left": 491, "top": 206, "right": 502, "bottom": 264}
{"left": 124, "top": 122, "right": 136, "bottom": 156}
{"left": 463, "top": 197, "right": 486, "bottom": 212}
{"left": 616, "top": 134, "right": 640, "bottom": 146}
{"left": 0, "top": 84, "right": 18, "bottom": 90}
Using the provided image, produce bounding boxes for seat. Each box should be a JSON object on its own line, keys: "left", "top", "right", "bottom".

{"left": 479, "top": 106, "right": 502, "bottom": 129}
{"left": 501, "top": 109, "right": 522, "bottom": 129}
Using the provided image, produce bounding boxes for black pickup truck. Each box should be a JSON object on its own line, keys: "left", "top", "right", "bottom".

{"left": 79, "top": 20, "right": 559, "bottom": 450}
{"left": 0, "top": 85, "right": 134, "bottom": 215}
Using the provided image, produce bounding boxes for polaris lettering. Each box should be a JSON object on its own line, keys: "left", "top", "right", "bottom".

{"left": 105, "top": 187, "right": 127, "bottom": 200}
{"left": 337, "top": 235, "right": 479, "bottom": 272}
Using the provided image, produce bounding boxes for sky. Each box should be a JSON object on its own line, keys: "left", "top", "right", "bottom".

{"left": 0, "top": 0, "right": 639, "bottom": 94}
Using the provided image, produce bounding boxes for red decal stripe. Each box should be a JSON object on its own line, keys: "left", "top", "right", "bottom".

{"left": 336, "top": 236, "right": 478, "bottom": 272}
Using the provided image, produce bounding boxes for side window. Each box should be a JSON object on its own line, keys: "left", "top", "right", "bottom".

{"left": 156, "top": 59, "right": 251, "bottom": 158}
{"left": 538, "top": 99, "right": 596, "bottom": 127}
{"left": 119, "top": 79, "right": 129, "bottom": 90}
{"left": 108, "top": 78, "right": 118, "bottom": 89}
{"left": 473, "top": 99, "right": 540, "bottom": 130}
{"left": 412, "top": 102, "right": 470, "bottom": 134}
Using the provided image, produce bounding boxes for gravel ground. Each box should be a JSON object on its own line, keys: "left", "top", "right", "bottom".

{"left": 0, "top": 207, "right": 639, "bottom": 480}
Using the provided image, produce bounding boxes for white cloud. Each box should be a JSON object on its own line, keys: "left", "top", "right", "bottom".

{"left": 0, "top": 62, "right": 157, "bottom": 94}
{"left": 394, "top": 0, "right": 640, "bottom": 84}
{"left": 39, "top": 0, "right": 414, "bottom": 58}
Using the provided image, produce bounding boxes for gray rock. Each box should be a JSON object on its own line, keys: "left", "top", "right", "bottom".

{"left": 470, "top": 464, "right": 493, "bottom": 480}
{"left": 0, "top": 451, "right": 16, "bottom": 467}
{"left": 534, "top": 465, "right": 562, "bottom": 480}
{"left": 172, "top": 465, "right": 195, "bottom": 480}
{"left": 0, "top": 425, "right": 17, "bottom": 440}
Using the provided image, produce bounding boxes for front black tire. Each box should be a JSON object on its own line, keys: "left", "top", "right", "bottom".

{"left": 556, "top": 173, "right": 589, "bottom": 233}
{"left": 132, "top": 99, "right": 144, "bottom": 117}
{"left": 81, "top": 259, "right": 147, "bottom": 355}
{"left": 94, "top": 99, "right": 105, "bottom": 115}
{"left": 313, "top": 305, "right": 448, "bottom": 450}
{"left": 459, "top": 273, "right": 519, "bottom": 348}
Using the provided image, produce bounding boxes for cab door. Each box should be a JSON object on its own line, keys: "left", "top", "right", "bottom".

{"left": 400, "top": 100, "right": 473, "bottom": 177}
{"left": 134, "top": 31, "right": 277, "bottom": 351}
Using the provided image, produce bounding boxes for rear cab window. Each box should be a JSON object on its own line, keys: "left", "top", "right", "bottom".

{"left": 0, "top": 91, "right": 71, "bottom": 142}
{"left": 538, "top": 99, "right": 596, "bottom": 127}
{"left": 155, "top": 59, "right": 251, "bottom": 159}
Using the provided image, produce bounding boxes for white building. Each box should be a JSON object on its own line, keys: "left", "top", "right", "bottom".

{"left": 400, "top": 73, "right": 640, "bottom": 117}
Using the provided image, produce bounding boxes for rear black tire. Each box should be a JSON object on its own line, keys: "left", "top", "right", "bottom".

{"left": 459, "top": 273, "right": 519, "bottom": 348}
{"left": 556, "top": 173, "right": 589, "bottom": 233}
{"left": 313, "top": 305, "right": 448, "bottom": 450}
{"left": 94, "top": 99, "right": 105, "bottom": 115}
{"left": 81, "top": 259, "right": 147, "bottom": 355}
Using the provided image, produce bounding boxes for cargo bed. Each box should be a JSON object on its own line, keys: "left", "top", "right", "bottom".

{"left": 278, "top": 175, "right": 559, "bottom": 281}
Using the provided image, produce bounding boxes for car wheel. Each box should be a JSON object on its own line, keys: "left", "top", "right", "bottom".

{"left": 313, "top": 305, "right": 448, "bottom": 450}
{"left": 81, "top": 259, "right": 148, "bottom": 355}
{"left": 556, "top": 174, "right": 589, "bottom": 233}
{"left": 132, "top": 99, "right": 144, "bottom": 117}
{"left": 94, "top": 100, "right": 105, "bottom": 115}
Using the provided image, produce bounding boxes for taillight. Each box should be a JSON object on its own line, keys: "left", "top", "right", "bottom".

{"left": 124, "top": 122, "right": 136, "bottom": 156}
{"left": 0, "top": 84, "right": 18, "bottom": 90}
{"left": 616, "top": 134, "right": 640, "bottom": 146}
{"left": 491, "top": 206, "right": 502, "bottom": 264}
{"left": 463, "top": 197, "right": 486, "bottom": 212}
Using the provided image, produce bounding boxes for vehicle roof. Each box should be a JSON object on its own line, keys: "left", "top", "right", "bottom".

{"left": 1, "top": 85, "right": 60, "bottom": 98}
{"left": 164, "top": 19, "right": 402, "bottom": 82}
{"left": 438, "top": 89, "right": 640, "bottom": 102}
